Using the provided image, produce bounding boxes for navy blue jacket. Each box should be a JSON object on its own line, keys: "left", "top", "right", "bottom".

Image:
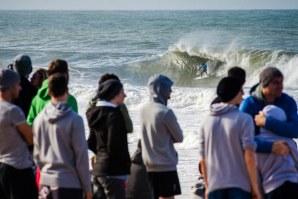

{"left": 240, "top": 93, "right": 298, "bottom": 153}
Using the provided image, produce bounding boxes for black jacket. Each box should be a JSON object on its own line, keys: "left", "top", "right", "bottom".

{"left": 13, "top": 76, "right": 37, "bottom": 117}
{"left": 87, "top": 106, "right": 131, "bottom": 177}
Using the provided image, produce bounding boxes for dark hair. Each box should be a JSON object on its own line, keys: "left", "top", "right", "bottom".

{"left": 98, "top": 73, "right": 120, "bottom": 84}
{"left": 35, "top": 68, "right": 48, "bottom": 80}
{"left": 228, "top": 66, "right": 246, "bottom": 85}
{"left": 217, "top": 77, "right": 242, "bottom": 103}
{"left": 48, "top": 60, "right": 68, "bottom": 77}
{"left": 48, "top": 74, "right": 68, "bottom": 98}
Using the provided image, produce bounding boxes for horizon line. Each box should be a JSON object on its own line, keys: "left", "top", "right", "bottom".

{"left": 0, "top": 8, "right": 298, "bottom": 11}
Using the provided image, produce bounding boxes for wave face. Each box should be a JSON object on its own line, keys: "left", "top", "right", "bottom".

{"left": 131, "top": 42, "right": 298, "bottom": 87}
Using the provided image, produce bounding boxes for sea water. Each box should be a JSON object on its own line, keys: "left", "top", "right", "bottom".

{"left": 1, "top": 10, "right": 298, "bottom": 198}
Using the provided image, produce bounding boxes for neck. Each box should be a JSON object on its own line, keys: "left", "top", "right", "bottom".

{"left": 261, "top": 89, "right": 276, "bottom": 104}
{"left": 264, "top": 95, "right": 275, "bottom": 104}
{"left": 108, "top": 99, "right": 119, "bottom": 106}
{"left": 0, "top": 92, "right": 12, "bottom": 102}
{"left": 222, "top": 99, "right": 237, "bottom": 106}
{"left": 51, "top": 94, "right": 68, "bottom": 104}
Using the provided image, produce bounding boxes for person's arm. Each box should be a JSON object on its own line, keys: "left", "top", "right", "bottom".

{"left": 68, "top": 94, "right": 78, "bottom": 113}
{"left": 26, "top": 96, "right": 37, "bottom": 126}
{"left": 164, "top": 109, "right": 183, "bottom": 143}
{"left": 239, "top": 97, "right": 257, "bottom": 121}
{"left": 264, "top": 98, "right": 298, "bottom": 138}
{"left": 198, "top": 124, "right": 207, "bottom": 197}
{"left": 244, "top": 149, "right": 261, "bottom": 199}
{"left": 240, "top": 98, "right": 275, "bottom": 153}
{"left": 240, "top": 117, "right": 261, "bottom": 199}
{"left": 11, "top": 106, "right": 33, "bottom": 145}
{"left": 16, "top": 123, "right": 33, "bottom": 145}
{"left": 254, "top": 137, "right": 273, "bottom": 153}
{"left": 200, "top": 158, "right": 208, "bottom": 199}
{"left": 120, "top": 104, "right": 133, "bottom": 133}
{"left": 33, "top": 122, "right": 42, "bottom": 169}
{"left": 87, "top": 128, "right": 97, "bottom": 154}
{"left": 107, "top": 111, "right": 130, "bottom": 161}
{"left": 71, "top": 116, "right": 92, "bottom": 196}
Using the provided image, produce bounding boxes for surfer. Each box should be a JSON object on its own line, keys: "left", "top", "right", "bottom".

{"left": 197, "top": 63, "right": 208, "bottom": 77}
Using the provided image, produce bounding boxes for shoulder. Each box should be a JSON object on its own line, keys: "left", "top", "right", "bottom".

{"left": 3, "top": 101, "right": 17, "bottom": 110}
{"left": 108, "top": 107, "right": 122, "bottom": 117}
{"left": 68, "top": 93, "right": 77, "bottom": 103}
{"left": 280, "top": 93, "right": 296, "bottom": 104}
{"left": 7, "top": 102, "right": 24, "bottom": 115}
{"left": 237, "top": 110, "right": 254, "bottom": 122}
{"left": 71, "top": 112, "right": 84, "bottom": 124}
{"left": 240, "top": 95, "right": 260, "bottom": 113}
{"left": 241, "top": 95, "right": 257, "bottom": 106}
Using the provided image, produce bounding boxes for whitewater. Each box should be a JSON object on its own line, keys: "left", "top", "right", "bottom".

{"left": 1, "top": 10, "right": 298, "bottom": 198}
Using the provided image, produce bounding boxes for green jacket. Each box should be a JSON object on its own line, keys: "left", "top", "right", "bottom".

{"left": 27, "top": 80, "right": 78, "bottom": 125}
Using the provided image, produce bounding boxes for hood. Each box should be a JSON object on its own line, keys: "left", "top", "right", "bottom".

{"left": 210, "top": 103, "right": 238, "bottom": 116}
{"left": 260, "top": 105, "right": 287, "bottom": 137}
{"left": 36, "top": 79, "right": 50, "bottom": 100}
{"left": 86, "top": 102, "right": 118, "bottom": 129}
{"left": 43, "top": 102, "right": 71, "bottom": 123}
{"left": 250, "top": 84, "right": 266, "bottom": 102}
{"left": 249, "top": 83, "right": 259, "bottom": 95}
{"left": 148, "top": 74, "right": 173, "bottom": 106}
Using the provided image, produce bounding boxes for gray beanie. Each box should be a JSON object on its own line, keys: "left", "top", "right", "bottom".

{"left": 13, "top": 54, "right": 32, "bottom": 77}
{"left": 0, "top": 69, "right": 20, "bottom": 89}
{"left": 259, "top": 67, "right": 283, "bottom": 87}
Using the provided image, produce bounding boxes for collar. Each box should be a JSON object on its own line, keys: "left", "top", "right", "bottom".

{"left": 96, "top": 100, "right": 117, "bottom": 108}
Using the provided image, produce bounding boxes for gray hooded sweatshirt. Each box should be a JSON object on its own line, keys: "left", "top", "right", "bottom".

{"left": 33, "top": 102, "right": 91, "bottom": 193}
{"left": 140, "top": 74, "right": 183, "bottom": 172}
{"left": 199, "top": 103, "right": 256, "bottom": 193}
{"left": 256, "top": 105, "right": 298, "bottom": 193}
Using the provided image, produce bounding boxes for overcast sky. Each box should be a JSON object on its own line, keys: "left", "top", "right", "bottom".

{"left": 0, "top": 0, "right": 297, "bottom": 10}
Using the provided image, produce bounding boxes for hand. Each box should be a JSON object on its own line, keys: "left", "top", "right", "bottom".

{"left": 198, "top": 161, "right": 202, "bottom": 174}
{"left": 254, "top": 111, "right": 266, "bottom": 127}
{"left": 252, "top": 189, "right": 262, "bottom": 199}
{"left": 205, "top": 187, "right": 208, "bottom": 199}
{"left": 272, "top": 141, "right": 290, "bottom": 155}
{"left": 85, "top": 192, "right": 93, "bottom": 199}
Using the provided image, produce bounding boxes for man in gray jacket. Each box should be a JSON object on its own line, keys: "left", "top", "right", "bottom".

{"left": 140, "top": 74, "right": 183, "bottom": 199}
{"left": 0, "top": 69, "right": 38, "bottom": 199}
{"left": 199, "top": 77, "right": 261, "bottom": 199}
{"left": 33, "top": 74, "right": 92, "bottom": 199}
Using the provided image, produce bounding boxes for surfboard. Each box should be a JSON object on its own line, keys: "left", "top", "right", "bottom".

{"left": 194, "top": 75, "right": 209, "bottom": 80}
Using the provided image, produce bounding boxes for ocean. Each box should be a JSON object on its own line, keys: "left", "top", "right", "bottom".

{"left": 1, "top": 10, "right": 298, "bottom": 198}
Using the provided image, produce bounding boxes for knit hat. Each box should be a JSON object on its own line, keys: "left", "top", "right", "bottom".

{"left": 263, "top": 105, "right": 286, "bottom": 122}
{"left": 259, "top": 67, "right": 283, "bottom": 87}
{"left": 97, "top": 79, "right": 123, "bottom": 101}
{"left": 216, "top": 77, "right": 242, "bottom": 102}
{"left": 0, "top": 69, "right": 20, "bottom": 89}
{"left": 12, "top": 54, "right": 33, "bottom": 77}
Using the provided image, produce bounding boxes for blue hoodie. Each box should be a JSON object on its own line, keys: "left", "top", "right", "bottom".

{"left": 239, "top": 85, "right": 298, "bottom": 152}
